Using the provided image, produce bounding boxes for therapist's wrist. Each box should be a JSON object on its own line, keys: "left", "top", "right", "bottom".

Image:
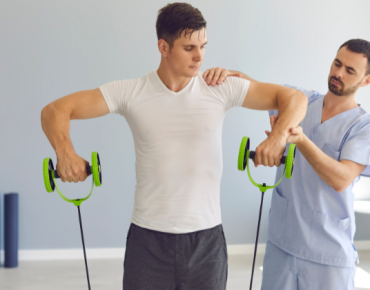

{"left": 295, "top": 132, "right": 307, "bottom": 148}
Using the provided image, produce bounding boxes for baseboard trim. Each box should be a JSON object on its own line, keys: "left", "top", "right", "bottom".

{"left": 227, "top": 243, "right": 266, "bottom": 255}
{"left": 0, "top": 248, "right": 126, "bottom": 262}
{"left": 1, "top": 240, "right": 369, "bottom": 262}
{"left": 354, "top": 240, "right": 370, "bottom": 251}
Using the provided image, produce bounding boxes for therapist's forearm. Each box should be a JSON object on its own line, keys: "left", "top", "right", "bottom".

{"left": 296, "top": 134, "right": 352, "bottom": 192}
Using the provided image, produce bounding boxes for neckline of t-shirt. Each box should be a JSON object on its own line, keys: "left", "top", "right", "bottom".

{"left": 153, "top": 70, "right": 196, "bottom": 96}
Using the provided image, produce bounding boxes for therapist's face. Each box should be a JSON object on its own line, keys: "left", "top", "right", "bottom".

{"left": 328, "top": 46, "right": 369, "bottom": 97}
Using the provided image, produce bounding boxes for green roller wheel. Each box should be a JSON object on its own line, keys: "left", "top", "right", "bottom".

{"left": 92, "top": 152, "right": 102, "bottom": 187}
{"left": 238, "top": 137, "right": 250, "bottom": 171}
{"left": 285, "top": 144, "right": 296, "bottom": 179}
{"left": 43, "top": 158, "right": 54, "bottom": 193}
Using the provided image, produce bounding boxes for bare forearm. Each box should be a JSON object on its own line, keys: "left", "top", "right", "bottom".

{"left": 297, "top": 134, "right": 350, "bottom": 192}
{"left": 271, "top": 89, "right": 307, "bottom": 139}
{"left": 41, "top": 103, "right": 75, "bottom": 156}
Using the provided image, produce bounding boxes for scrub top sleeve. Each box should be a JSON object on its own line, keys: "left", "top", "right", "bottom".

{"left": 268, "top": 109, "right": 278, "bottom": 118}
{"left": 341, "top": 124, "right": 370, "bottom": 177}
{"left": 361, "top": 166, "right": 370, "bottom": 177}
{"left": 268, "top": 84, "right": 320, "bottom": 118}
{"left": 282, "top": 84, "right": 322, "bottom": 100}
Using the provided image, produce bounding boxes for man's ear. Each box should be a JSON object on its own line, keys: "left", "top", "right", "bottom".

{"left": 363, "top": 74, "right": 370, "bottom": 87}
{"left": 158, "top": 39, "right": 170, "bottom": 57}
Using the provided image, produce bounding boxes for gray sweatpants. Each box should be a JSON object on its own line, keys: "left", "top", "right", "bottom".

{"left": 123, "top": 223, "right": 228, "bottom": 290}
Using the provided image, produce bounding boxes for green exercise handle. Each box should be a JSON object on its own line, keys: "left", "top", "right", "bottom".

{"left": 53, "top": 165, "right": 92, "bottom": 179}
{"left": 248, "top": 151, "right": 287, "bottom": 164}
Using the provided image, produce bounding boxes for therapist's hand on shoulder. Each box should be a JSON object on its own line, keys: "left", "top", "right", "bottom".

{"left": 202, "top": 68, "right": 241, "bottom": 86}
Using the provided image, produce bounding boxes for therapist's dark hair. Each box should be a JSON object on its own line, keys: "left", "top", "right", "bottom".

{"left": 339, "top": 39, "right": 370, "bottom": 75}
{"left": 156, "top": 2, "right": 207, "bottom": 49}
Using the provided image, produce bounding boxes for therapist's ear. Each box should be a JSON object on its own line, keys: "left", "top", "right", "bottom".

{"left": 363, "top": 75, "right": 370, "bottom": 87}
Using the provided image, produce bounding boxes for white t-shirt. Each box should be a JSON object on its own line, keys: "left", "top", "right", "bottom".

{"left": 100, "top": 70, "right": 250, "bottom": 233}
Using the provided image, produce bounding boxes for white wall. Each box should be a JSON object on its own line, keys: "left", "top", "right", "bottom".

{"left": 0, "top": 0, "right": 370, "bottom": 250}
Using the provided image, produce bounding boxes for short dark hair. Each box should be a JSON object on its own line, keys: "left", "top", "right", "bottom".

{"left": 339, "top": 39, "right": 370, "bottom": 75}
{"left": 156, "top": 3, "right": 207, "bottom": 48}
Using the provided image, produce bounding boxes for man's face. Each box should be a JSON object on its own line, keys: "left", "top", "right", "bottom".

{"left": 328, "top": 46, "right": 369, "bottom": 96}
{"left": 166, "top": 28, "right": 207, "bottom": 78}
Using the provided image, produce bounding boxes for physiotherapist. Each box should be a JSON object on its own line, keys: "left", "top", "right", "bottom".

{"left": 204, "top": 38, "right": 370, "bottom": 290}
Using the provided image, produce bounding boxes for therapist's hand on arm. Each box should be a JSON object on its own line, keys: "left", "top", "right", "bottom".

{"left": 41, "top": 88, "right": 110, "bottom": 183}
{"left": 266, "top": 115, "right": 367, "bottom": 192}
{"left": 203, "top": 67, "right": 308, "bottom": 168}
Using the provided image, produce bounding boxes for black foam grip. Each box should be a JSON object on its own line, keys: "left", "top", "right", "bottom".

{"left": 53, "top": 165, "right": 91, "bottom": 179}
{"left": 249, "top": 151, "right": 286, "bottom": 164}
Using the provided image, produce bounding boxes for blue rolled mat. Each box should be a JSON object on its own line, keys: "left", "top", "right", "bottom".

{"left": 4, "top": 193, "right": 18, "bottom": 268}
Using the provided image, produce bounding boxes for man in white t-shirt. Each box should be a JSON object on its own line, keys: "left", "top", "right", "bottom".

{"left": 41, "top": 3, "right": 307, "bottom": 290}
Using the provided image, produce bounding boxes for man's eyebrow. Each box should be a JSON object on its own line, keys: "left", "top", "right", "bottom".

{"left": 182, "top": 41, "right": 208, "bottom": 47}
{"left": 334, "top": 58, "right": 356, "bottom": 73}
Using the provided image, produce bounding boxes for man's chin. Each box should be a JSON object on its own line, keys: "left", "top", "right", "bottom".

{"left": 328, "top": 84, "right": 343, "bottom": 96}
{"left": 190, "top": 66, "right": 200, "bottom": 73}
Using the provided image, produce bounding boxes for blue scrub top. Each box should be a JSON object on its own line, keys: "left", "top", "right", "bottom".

{"left": 268, "top": 85, "right": 370, "bottom": 267}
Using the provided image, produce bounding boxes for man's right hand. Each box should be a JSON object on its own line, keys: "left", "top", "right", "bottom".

{"left": 56, "top": 148, "right": 90, "bottom": 183}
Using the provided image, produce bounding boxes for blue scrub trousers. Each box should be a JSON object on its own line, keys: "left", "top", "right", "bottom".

{"left": 261, "top": 240, "right": 356, "bottom": 290}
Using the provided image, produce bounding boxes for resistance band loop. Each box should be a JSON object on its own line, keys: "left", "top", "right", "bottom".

{"left": 52, "top": 171, "right": 95, "bottom": 207}
{"left": 246, "top": 150, "right": 286, "bottom": 192}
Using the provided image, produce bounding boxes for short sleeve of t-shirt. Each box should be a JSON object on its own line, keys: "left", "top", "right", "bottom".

{"left": 268, "top": 84, "right": 321, "bottom": 117}
{"left": 211, "top": 76, "right": 250, "bottom": 111}
{"left": 99, "top": 78, "right": 139, "bottom": 117}
{"left": 340, "top": 122, "right": 370, "bottom": 177}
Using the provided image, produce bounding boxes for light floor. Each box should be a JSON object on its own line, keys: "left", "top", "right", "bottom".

{"left": 1, "top": 251, "right": 370, "bottom": 290}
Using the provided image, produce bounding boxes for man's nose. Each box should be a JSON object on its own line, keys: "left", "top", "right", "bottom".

{"left": 193, "top": 49, "right": 203, "bottom": 63}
